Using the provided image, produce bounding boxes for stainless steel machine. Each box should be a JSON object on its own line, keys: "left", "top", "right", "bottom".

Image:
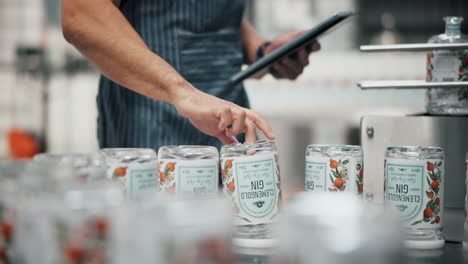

{"left": 359, "top": 43, "right": 468, "bottom": 243}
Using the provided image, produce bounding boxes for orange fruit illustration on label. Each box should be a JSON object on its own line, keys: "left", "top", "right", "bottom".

{"left": 358, "top": 183, "right": 363, "bottom": 193}
{"left": 114, "top": 167, "right": 126, "bottom": 177}
{"left": 65, "top": 245, "right": 85, "bottom": 263}
{"left": 426, "top": 162, "right": 434, "bottom": 171}
{"left": 424, "top": 208, "right": 433, "bottom": 219}
{"left": 227, "top": 181, "right": 235, "bottom": 192}
{"left": 334, "top": 178, "right": 344, "bottom": 188}
{"left": 225, "top": 160, "right": 233, "bottom": 169}
{"left": 431, "top": 180, "right": 439, "bottom": 191}
{"left": 167, "top": 162, "right": 175, "bottom": 172}
{"left": 160, "top": 172, "right": 166, "bottom": 183}
{"left": 330, "top": 160, "right": 338, "bottom": 169}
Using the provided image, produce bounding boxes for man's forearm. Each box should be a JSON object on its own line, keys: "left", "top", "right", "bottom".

{"left": 241, "top": 17, "right": 268, "bottom": 64}
{"left": 62, "top": 0, "right": 195, "bottom": 105}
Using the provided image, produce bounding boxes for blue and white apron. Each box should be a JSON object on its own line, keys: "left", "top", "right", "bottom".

{"left": 97, "top": 0, "right": 249, "bottom": 150}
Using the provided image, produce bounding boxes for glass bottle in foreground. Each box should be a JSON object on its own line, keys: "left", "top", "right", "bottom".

{"left": 0, "top": 160, "right": 28, "bottom": 264}
{"left": 384, "top": 146, "right": 444, "bottom": 249}
{"left": 278, "top": 192, "right": 402, "bottom": 264}
{"left": 220, "top": 140, "right": 281, "bottom": 240}
{"left": 33, "top": 153, "right": 108, "bottom": 182}
{"left": 426, "top": 16, "right": 468, "bottom": 115}
{"left": 14, "top": 182, "right": 123, "bottom": 264}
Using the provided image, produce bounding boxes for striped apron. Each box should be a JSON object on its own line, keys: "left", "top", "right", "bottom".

{"left": 97, "top": 0, "right": 248, "bottom": 150}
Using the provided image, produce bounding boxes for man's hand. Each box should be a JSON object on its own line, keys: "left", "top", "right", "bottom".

{"left": 63, "top": 3, "right": 276, "bottom": 146}
{"left": 265, "top": 31, "right": 321, "bottom": 80}
{"left": 174, "top": 89, "right": 275, "bottom": 145}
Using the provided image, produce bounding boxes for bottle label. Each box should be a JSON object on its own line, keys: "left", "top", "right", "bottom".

{"left": 158, "top": 159, "right": 218, "bottom": 197}
{"left": 428, "top": 50, "right": 460, "bottom": 82}
{"left": 305, "top": 156, "right": 363, "bottom": 195}
{"left": 427, "top": 50, "right": 468, "bottom": 105}
{"left": 108, "top": 163, "right": 158, "bottom": 200}
{"left": 221, "top": 153, "right": 281, "bottom": 225}
{"left": 384, "top": 159, "right": 443, "bottom": 228}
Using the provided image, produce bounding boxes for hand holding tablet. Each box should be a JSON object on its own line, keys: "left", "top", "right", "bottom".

{"left": 229, "top": 11, "right": 355, "bottom": 86}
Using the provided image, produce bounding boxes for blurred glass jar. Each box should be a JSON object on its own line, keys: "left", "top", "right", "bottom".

{"left": 158, "top": 145, "right": 219, "bottom": 197}
{"left": 12, "top": 158, "right": 101, "bottom": 263}
{"left": 14, "top": 183, "right": 123, "bottom": 264}
{"left": 384, "top": 146, "right": 444, "bottom": 247}
{"left": 101, "top": 148, "right": 158, "bottom": 199}
{"left": 220, "top": 141, "right": 281, "bottom": 238}
{"left": 110, "top": 196, "right": 167, "bottom": 264}
{"left": 163, "top": 196, "right": 234, "bottom": 264}
{"left": 305, "top": 145, "right": 363, "bottom": 196}
{"left": 33, "top": 153, "right": 108, "bottom": 183}
{"left": 426, "top": 16, "right": 468, "bottom": 115}
{"left": 19, "top": 157, "right": 77, "bottom": 197}
{"left": 277, "top": 192, "right": 402, "bottom": 264}
{"left": 0, "top": 160, "right": 28, "bottom": 264}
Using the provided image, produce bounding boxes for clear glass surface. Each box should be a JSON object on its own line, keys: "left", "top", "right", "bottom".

{"left": 426, "top": 16, "right": 468, "bottom": 115}
{"left": 158, "top": 145, "right": 218, "bottom": 160}
{"left": 385, "top": 146, "right": 444, "bottom": 242}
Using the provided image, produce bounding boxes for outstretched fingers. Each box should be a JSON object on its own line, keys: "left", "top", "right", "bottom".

{"left": 217, "top": 107, "right": 234, "bottom": 132}
{"left": 226, "top": 107, "right": 246, "bottom": 136}
{"left": 243, "top": 120, "right": 257, "bottom": 144}
{"left": 244, "top": 109, "right": 275, "bottom": 140}
{"left": 216, "top": 104, "right": 275, "bottom": 144}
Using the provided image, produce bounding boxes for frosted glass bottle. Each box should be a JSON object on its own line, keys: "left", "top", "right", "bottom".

{"left": 426, "top": 16, "right": 468, "bottom": 115}
{"left": 220, "top": 140, "right": 281, "bottom": 240}
{"left": 384, "top": 146, "right": 445, "bottom": 249}
{"left": 305, "top": 144, "right": 363, "bottom": 196}
{"left": 158, "top": 145, "right": 219, "bottom": 197}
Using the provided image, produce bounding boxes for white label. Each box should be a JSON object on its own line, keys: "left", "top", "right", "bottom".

{"left": 221, "top": 153, "right": 281, "bottom": 225}
{"left": 305, "top": 156, "right": 363, "bottom": 196}
{"left": 158, "top": 159, "right": 218, "bottom": 197}
{"left": 427, "top": 50, "right": 468, "bottom": 106}
{"left": 428, "top": 50, "right": 460, "bottom": 82}
{"left": 108, "top": 163, "right": 158, "bottom": 200}
{"left": 384, "top": 159, "right": 444, "bottom": 229}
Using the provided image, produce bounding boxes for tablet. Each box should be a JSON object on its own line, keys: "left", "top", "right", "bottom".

{"left": 228, "top": 11, "right": 355, "bottom": 86}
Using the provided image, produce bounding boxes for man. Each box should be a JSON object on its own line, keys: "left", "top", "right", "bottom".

{"left": 62, "top": 0, "right": 319, "bottom": 149}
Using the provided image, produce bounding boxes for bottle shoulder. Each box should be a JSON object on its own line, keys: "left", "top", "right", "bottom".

{"left": 428, "top": 33, "right": 468, "bottom": 43}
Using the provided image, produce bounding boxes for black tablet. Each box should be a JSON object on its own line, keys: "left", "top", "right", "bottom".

{"left": 228, "top": 11, "right": 355, "bottom": 86}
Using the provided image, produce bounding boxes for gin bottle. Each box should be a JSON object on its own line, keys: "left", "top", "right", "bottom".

{"left": 426, "top": 16, "right": 468, "bottom": 115}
